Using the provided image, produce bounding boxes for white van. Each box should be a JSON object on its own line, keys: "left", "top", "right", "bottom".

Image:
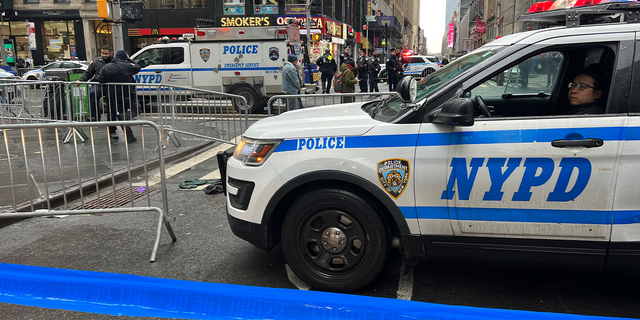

{"left": 129, "top": 26, "right": 302, "bottom": 113}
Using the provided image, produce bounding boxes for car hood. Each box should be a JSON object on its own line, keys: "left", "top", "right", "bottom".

{"left": 243, "top": 102, "right": 380, "bottom": 140}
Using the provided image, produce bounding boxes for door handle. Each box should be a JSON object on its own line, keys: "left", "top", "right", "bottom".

{"left": 551, "top": 138, "right": 604, "bottom": 148}
{"left": 155, "top": 70, "right": 162, "bottom": 73}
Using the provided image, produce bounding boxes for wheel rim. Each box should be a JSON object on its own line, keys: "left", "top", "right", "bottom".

{"left": 236, "top": 91, "right": 254, "bottom": 111}
{"left": 297, "top": 209, "right": 367, "bottom": 274}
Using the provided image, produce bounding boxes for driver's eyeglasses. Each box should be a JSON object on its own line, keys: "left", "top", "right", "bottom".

{"left": 568, "top": 82, "right": 594, "bottom": 91}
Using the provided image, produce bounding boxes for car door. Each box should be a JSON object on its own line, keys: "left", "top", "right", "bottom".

{"left": 132, "top": 47, "right": 167, "bottom": 86}
{"left": 163, "top": 46, "right": 192, "bottom": 87}
{"left": 442, "top": 34, "right": 633, "bottom": 268}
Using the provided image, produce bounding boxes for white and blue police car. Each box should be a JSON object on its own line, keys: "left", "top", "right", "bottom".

{"left": 22, "top": 61, "right": 88, "bottom": 81}
{"left": 223, "top": 0, "right": 640, "bottom": 292}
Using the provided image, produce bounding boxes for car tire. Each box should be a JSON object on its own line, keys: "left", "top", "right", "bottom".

{"left": 232, "top": 86, "right": 263, "bottom": 114}
{"left": 281, "top": 188, "right": 389, "bottom": 292}
{"left": 422, "top": 68, "right": 436, "bottom": 77}
{"left": 27, "top": 76, "right": 40, "bottom": 89}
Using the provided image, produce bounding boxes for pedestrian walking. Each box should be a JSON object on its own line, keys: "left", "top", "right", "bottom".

{"left": 315, "top": 48, "right": 337, "bottom": 94}
{"left": 77, "top": 45, "right": 115, "bottom": 125}
{"left": 357, "top": 48, "right": 369, "bottom": 93}
{"left": 96, "top": 49, "right": 141, "bottom": 143}
{"left": 341, "top": 59, "right": 359, "bottom": 103}
{"left": 282, "top": 54, "right": 303, "bottom": 110}
{"left": 368, "top": 51, "right": 381, "bottom": 93}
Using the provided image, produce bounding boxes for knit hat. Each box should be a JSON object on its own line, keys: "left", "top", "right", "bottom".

{"left": 115, "top": 50, "right": 128, "bottom": 60}
{"left": 287, "top": 54, "right": 298, "bottom": 62}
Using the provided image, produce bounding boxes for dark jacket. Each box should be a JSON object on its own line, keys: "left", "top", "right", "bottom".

{"left": 386, "top": 56, "right": 399, "bottom": 74}
{"left": 357, "top": 54, "right": 369, "bottom": 73}
{"left": 96, "top": 58, "right": 141, "bottom": 113}
{"left": 562, "top": 102, "right": 605, "bottom": 115}
{"left": 79, "top": 56, "right": 113, "bottom": 82}
{"left": 368, "top": 56, "right": 381, "bottom": 76}
{"left": 315, "top": 53, "right": 337, "bottom": 75}
{"left": 96, "top": 58, "right": 140, "bottom": 84}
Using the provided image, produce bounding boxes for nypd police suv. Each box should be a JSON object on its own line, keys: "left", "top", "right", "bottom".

{"left": 223, "top": 0, "right": 640, "bottom": 292}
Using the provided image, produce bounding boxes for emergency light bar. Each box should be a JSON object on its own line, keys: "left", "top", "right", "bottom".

{"left": 520, "top": 0, "right": 640, "bottom": 26}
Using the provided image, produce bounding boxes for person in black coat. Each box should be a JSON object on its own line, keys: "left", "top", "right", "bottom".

{"left": 357, "top": 48, "right": 369, "bottom": 93}
{"left": 96, "top": 49, "right": 141, "bottom": 143}
{"left": 368, "top": 51, "right": 381, "bottom": 93}
{"left": 386, "top": 49, "right": 399, "bottom": 91}
{"left": 78, "top": 45, "right": 114, "bottom": 123}
{"left": 315, "top": 48, "right": 337, "bottom": 94}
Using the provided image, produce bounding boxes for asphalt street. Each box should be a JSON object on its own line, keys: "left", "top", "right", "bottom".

{"left": 1, "top": 140, "right": 639, "bottom": 319}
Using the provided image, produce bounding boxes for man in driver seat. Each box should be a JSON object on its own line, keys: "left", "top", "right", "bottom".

{"left": 563, "top": 65, "right": 606, "bottom": 115}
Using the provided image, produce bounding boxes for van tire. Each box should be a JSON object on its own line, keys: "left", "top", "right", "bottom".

{"left": 27, "top": 76, "right": 40, "bottom": 89}
{"left": 232, "top": 86, "right": 263, "bottom": 114}
{"left": 281, "top": 188, "right": 389, "bottom": 292}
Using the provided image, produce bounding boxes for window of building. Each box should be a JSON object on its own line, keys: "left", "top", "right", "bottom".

{"left": 23, "top": 0, "right": 39, "bottom": 3}
{"left": 54, "top": 0, "right": 70, "bottom": 3}
{"left": 254, "top": 0, "right": 278, "bottom": 14}
{"left": 43, "top": 21, "right": 76, "bottom": 62}
{"left": 146, "top": 0, "right": 206, "bottom": 9}
{"left": 286, "top": 0, "right": 306, "bottom": 14}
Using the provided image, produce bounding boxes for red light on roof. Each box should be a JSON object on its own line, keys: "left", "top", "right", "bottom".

{"left": 527, "top": 1, "right": 554, "bottom": 12}
{"left": 278, "top": 29, "right": 288, "bottom": 34}
{"left": 235, "top": 72, "right": 241, "bottom": 76}
{"left": 196, "top": 31, "right": 205, "bottom": 37}
{"left": 239, "top": 31, "right": 245, "bottom": 35}
{"left": 573, "top": 0, "right": 602, "bottom": 6}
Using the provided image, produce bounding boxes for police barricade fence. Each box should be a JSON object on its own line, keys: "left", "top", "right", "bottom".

{"left": 0, "top": 120, "right": 176, "bottom": 262}
{"left": 16, "top": 67, "right": 37, "bottom": 77}
{"left": 0, "top": 80, "right": 249, "bottom": 147}
{"left": 266, "top": 92, "right": 402, "bottom": 116}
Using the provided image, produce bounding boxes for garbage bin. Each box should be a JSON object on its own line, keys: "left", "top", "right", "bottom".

{"left": 67, "top": 70, "right": 90, "bottom": 119}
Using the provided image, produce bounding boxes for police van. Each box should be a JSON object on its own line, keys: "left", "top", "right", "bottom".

{"left": 129, "top": 26, "right": 302, "bottom": 113}
{"left": 222, "top": 0, "right": 640, "bottom": 292}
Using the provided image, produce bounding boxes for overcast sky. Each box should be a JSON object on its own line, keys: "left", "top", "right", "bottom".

{"left": 419, "top": 0, "right": 446, "bottom": 55}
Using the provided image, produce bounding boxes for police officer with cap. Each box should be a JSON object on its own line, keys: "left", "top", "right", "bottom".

{"left": 315, "top": 48, "right": 337, "bottom": 94}
{"left": 368, "top": 51, "right": 381, "bottom": 93}
{"left": 357, "top": 48, "right": 369, "bottom": 93}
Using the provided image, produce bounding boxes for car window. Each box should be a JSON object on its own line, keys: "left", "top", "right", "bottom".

{"left": 427, "top": 57, "right": 439, "bottom": 63}
{"left": 43, "top": 63, "right": 61, "bottom": 70}
{"left": 410, "top": 57, "right": 424, "bottom": 64}
{"left": 133, "top": 48, "right": 164, "bottom": 67}
{"left": 169, "top": 48, "right": 184, "bottom": 64}
{"left": 61, "top": 62, "right": 76, "bottom": 69}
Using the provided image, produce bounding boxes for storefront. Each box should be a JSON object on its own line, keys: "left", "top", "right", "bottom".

{"left": 275, "top": 15, "right": 344, "bottom": 61}
{"left": 1, "top": 10, "right": 86, "bottom": 66}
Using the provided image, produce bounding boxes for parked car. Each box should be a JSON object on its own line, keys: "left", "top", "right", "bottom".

{"left": 22, "top": 61, "right": 89, "bottom": 81}
{"left": 378, "top": 55, "right": 441, "bottom": 83}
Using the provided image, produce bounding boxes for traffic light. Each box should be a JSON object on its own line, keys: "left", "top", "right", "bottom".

{"left": 97, "top": 0, "right": 112, "bottom": 20}
{"left": 311, "top": 33, "right": 321, "bottom": 42}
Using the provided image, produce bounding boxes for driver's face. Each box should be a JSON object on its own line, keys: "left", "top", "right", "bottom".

{"left": 101, "top": 50, "right": 113, "bottom": 60}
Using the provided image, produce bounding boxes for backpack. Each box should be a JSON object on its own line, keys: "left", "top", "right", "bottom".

{"left": 333, "top": 71, "right": 343, "bottom": 93}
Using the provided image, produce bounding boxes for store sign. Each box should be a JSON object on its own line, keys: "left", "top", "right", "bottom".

{"left": 27, "top": 22, "right": 36, "bottom": 51}
{"left": 255, "top": 5, "right": 278, "bottom": 14}
{"left": 286, "top": 5, "right": 306, "bottom": 14}
{"left": 367, "top": 0, "right": 372, "bottom": 16}
{"left": 43, "top": 10, "right": 66, "bottom": 16}
{"left": 448, "top": 23, "right": 454, "bottom": 48}
{"left": 276, "top": 16, "right": 323, "bottom": 29}
{"left": 377, "top": 16, "right": 394, "bottom": 27}
{"left": 325, "top": 19, "right": 342, "bottom": 38}
{"left": 220, "top": 17, "right": 272, "bottom": 27}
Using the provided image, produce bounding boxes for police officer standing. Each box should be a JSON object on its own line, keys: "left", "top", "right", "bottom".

{"left": 386, "top": 48, "right": 399, "bottom": 91}
{"left": 315, "top": 48, "right": 337, "bottom": 94}
{"left": 77, "top": 45, "right": 114, "bottom": 123}
{"left": 357, "top": 48, "right": 369, "bottom": 93}
{"left": 368, "top": 51, "right": 381, "bottom": 93}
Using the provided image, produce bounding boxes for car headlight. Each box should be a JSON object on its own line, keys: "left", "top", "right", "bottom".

{"left": 233, "top": 137, "right": 281, "bottom": 166}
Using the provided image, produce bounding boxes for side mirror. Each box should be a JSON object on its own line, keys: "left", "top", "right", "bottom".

{"left": 396, "top": 75, "right": 417, "bottom": 102}
{"left": 432, "top": 98, "right": 474, "bottom": 126}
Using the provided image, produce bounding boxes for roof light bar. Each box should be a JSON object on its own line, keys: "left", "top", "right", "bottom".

{"left": 527, "top": 0, "right": 638, "bottom": 13}
{"left": 528, "top": 1, "right": 554, "bottom": 12}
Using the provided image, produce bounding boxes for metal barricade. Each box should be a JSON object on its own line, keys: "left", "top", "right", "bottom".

{"left": 0, "top": 81, "right": 250, "bottom": 147}
{"left": 266, "top": 92, "right": 401, "bottom": 115}
{"left": 0, "top": 120, "right": 177, "bottom": 262}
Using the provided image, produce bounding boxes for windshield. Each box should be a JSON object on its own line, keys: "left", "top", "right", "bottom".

{"left": 370, "top": 46, "right": 506, "bottom": 122}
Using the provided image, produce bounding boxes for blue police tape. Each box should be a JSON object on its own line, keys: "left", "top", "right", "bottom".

{"left": 0, "top": 263, "right": 633, "bottom": 320}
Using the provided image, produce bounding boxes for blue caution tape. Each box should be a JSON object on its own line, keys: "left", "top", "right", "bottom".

{"left": 0, "top": 262, "right": 632, "bottom": 320}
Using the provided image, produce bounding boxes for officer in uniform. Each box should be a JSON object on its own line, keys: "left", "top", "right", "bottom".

{"left": 386, "top": 48, "right": 399, "bottom": 91}
{"left": 357, "top": 48, "right": 369, "bottom": 93}
{"left": 368, "top": 51, "right": 381, "bottom": 93}
{"left": 315, "top": 48, "right": 337, "bottom": 94}
{"left": 77, "top": 45, "right": 114, "bottom": 123}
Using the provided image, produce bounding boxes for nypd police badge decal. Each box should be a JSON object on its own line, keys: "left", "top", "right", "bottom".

{"left": 378, "top": 159, "right": 410, "bottom": 199}
{"left": 200, "top": 48, "right": 210, "bottom": 62}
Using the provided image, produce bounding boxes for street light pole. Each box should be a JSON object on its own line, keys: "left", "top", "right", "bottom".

{"left": 1, "top": 12, "right": 6, "bottom": 66}
{"left": 304, "top": 0, "right": 313, "bottom": 87}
